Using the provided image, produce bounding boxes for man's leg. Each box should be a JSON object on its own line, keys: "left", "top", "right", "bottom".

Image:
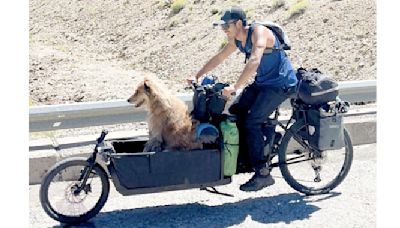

{"left": 240, "top": 86, "right": 288, "bottom": 191}
{"left": 228, "top": 84, "right": 258, "bottom": 173}
{"left": 228, "top": 83, "right": 258, "bottom": 116}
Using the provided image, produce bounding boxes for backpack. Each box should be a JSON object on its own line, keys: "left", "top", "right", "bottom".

{"left": 296, "top": 67, "right": 339, "bottom": 105}
{"left": 251, "top": 20, "right": 291, "bottom": 51}
{"left": 192, "top": 86, "right": 209, "bottom": 122}
{"left": 191, "top": 77, "right": 228, "bottom": 123}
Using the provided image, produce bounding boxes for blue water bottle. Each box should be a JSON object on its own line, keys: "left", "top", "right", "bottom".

{"left": 201, "top": 74, "right": 217, "bottom": 85}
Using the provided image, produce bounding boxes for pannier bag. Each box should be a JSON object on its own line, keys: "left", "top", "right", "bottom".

{"left": 296, "top": 67, "right": 339, "bottom": 105}
{"left": 220, "top": 116, "right": 239, "bottom": 176}
{"left": 192, "top": 86, "right": 209, "bottom": 122}
{"left": 208, "top": 83, "right": 228, "bottom": 118}
{"left": 192, "top": 76, "right": 228, "bottom": 122}
{"left": 306, "top": 102, "right": 346, "bottom": 150}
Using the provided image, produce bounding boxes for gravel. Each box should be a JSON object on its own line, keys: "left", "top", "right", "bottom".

{"left": 29, "top": 0, "right": 376, "bottom": 105}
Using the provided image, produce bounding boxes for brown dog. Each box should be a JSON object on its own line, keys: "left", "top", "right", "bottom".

{"left": 127, "top": 77, "right": 202, "bottom": 152}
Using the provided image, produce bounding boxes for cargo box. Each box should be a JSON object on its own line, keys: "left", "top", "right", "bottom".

{"left": 106, "top": 137, "right": 225, "bottom": 193}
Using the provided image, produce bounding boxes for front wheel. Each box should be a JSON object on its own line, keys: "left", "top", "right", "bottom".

{"left": 278, "top": 120, "right": 353, "bottom": 195}
{"left": 39, "top": 157, "right": 110, "bottom": 224}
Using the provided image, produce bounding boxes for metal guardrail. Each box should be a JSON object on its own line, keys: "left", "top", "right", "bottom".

{"left": 29, "top": 80, "right": 376, "bottom": 132}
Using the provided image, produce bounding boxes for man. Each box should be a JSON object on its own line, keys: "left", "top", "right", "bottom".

{"left": 189, "top": 6, "right": 298, "bottom": 191}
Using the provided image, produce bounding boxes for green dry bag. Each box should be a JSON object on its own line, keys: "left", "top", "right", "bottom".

{"left": 220, "top": 118, "right": 239, "bottom": 176}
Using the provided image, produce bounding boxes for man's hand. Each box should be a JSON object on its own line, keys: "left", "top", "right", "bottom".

{"left": 222, "top": 85, "right": 236, "bottom": 99}
{"left": 186, "top": 77, "right": 198, "bottom": 86}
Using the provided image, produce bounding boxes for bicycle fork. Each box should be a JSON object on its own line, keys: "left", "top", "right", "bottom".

{"left": 74, "top": 154, "right": 97, "bottom": 195}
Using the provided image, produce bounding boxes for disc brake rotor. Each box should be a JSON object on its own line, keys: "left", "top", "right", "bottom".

{"left": 65, "top": 183, "right": 89, "bottom": 203}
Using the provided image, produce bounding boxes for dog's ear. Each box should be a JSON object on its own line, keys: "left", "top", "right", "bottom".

{"left": 144, "top": 80, "right": 151, "bottom": 95}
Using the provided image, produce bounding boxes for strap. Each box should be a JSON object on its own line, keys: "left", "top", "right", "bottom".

{"left": 245, "top": 47, "right": 282, "bottom": 64}
{"left": 244, "top": 25, "right": 285, "bottom": 64}
{"left": 200, "top": 187, "right": 234, "bottom": 197}
{"left": 244, "top": 27, "right": 253, "bottom": 63}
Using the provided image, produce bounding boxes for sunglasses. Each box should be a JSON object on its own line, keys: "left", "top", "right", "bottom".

{"left": 221, "top": 20, "right": 238, "bottom": 30}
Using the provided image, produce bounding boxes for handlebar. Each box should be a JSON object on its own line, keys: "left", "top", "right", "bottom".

{"left": 190, "top": 81, "right": 236, "bottom": 97}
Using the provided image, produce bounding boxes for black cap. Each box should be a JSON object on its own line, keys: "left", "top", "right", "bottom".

{"left": 213, "top": 6, "right": 246, "bottom": 27}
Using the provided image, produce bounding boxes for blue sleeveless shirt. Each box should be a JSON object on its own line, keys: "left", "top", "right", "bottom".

{"left": 235, "top": 25, "right": 298, "bottom": 88}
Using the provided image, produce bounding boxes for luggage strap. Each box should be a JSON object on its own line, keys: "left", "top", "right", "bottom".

{"left": 200, "top": 187, "right": 234, "bottom": 197}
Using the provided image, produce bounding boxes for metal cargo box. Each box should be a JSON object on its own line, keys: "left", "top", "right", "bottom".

{"left": 107, "top": 138, "right": 224, "bottom": 191}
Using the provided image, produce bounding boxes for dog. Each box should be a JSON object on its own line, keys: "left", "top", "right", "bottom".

{"left": 127, "top": 77, "right": 203, "bottom": 152}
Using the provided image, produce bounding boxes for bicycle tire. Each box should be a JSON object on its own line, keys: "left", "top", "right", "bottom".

{"left": 39, "top": 157, "right": 110, "bottom": 224}
{"left": 278, "top": 120, "right": 353, "bottom": 195}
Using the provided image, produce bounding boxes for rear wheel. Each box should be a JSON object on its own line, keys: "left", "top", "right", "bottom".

{"left": 39, "top": 157, "right": 110, "bottom": 224}
{"left": 278, "top": 120, "right": 353, "bottom": 195}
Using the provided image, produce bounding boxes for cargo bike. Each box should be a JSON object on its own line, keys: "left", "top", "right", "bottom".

{"left": 39, "top": 76, "right": 353, "bottom": 224}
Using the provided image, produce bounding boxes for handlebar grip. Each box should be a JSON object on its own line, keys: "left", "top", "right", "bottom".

{"left": 190, "top": 80, "right": 199, "bottom": 91}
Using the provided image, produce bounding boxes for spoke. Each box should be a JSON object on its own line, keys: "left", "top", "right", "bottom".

{"left": 285, "top": 157, "right": 315, "bottom": 166}
{"left": 286, "top": 154, "right": 306, "bottom": 162}
{"left": 47, "top": 165, "right": 103, "bottom": 217}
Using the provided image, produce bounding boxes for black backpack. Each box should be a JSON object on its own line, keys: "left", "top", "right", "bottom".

{"left": 251, "top": 20, "right": 291, "bottom": 51}
{"left": 191, "top": 83, "right": 228, "bottom": 123}
{"left": 192, "top": 86, "right": 209, "bottom": 122}
{"left": 296, "top": 68, "right": 339, "bottom": 105}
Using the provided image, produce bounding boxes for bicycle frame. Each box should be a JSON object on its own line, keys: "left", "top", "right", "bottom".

{"left": 78, "top": 97, "right": 324, "bottom": 196}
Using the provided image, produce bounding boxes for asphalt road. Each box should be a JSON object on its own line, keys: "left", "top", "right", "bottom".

{"left": 29, "top": 143, "right": 376, "bottom": 228}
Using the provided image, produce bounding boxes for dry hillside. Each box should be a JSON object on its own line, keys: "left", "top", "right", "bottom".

{"left": 29, "top": 0, "right": 376, "bottom": 105}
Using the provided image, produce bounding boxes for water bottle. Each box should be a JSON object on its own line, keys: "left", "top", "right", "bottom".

{"left": 201, "top": 74, "right": 216, "bottom": 86}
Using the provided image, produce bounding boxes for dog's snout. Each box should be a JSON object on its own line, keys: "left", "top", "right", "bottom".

{"left": 127, "top": 98, "right": 131, "bottom": 103}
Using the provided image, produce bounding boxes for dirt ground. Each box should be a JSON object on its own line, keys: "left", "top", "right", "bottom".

{"left": 29, "top": 0, "right": 376, "bottom": 105}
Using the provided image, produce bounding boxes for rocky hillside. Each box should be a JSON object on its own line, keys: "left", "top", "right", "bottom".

{"left": 29, "top": 0, "right": 376, "bottom": 105}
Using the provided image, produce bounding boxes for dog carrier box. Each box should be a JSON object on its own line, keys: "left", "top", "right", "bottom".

{"left": 105, "top": 137, "right": 227, "bottom": 195}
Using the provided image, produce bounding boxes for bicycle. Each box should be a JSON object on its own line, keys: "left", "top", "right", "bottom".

{"left": 39, "top": 83, "right": 353, "bottom": 224}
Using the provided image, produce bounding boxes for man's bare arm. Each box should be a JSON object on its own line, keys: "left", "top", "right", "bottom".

{"left": 234, "top": 26, "right": 274, "bottom": 90}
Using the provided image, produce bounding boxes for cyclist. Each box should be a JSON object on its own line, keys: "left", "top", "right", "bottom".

{"left": 189, "top": 6, "right": 298, "bottom": 191}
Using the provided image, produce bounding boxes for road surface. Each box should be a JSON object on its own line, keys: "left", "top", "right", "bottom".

{"left": 29, "top": 143, "right": 376, "bottom": 228}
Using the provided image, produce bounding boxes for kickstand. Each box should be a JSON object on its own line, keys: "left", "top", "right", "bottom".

{"left": 201, "top": 187, "right": 234, "bottom": 197}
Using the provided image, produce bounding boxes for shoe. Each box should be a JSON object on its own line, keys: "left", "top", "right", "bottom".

{"left": 240, "top": 173, "right": 275, "bottom": 192}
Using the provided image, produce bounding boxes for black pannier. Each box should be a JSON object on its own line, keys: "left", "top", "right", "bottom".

{"left": 192, "top": 82, "right": 228, "bottom": 123}
{"left": 296, "top": 68, "right": 339, "bottom": 105}
{"left": 306, "top": 104, "right": 345, "bottom": 151}
{"left": 192, "top": 87, "right": 209, "bottom": 122}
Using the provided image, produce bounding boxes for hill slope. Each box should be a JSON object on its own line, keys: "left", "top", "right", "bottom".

{"left": 29, "top": 0, "right": 376, "bottom": 105}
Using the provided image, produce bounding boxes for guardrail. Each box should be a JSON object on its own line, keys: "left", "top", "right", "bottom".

{"left": 29, "top": 80, "right": 376, "bottom": 132}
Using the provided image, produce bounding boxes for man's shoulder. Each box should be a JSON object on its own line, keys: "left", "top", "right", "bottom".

{"left": 251, "top": 24, "right": 273, "bottom": 40}
{"left": 251, "top": 23, "right": 273, "bottom": 35}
